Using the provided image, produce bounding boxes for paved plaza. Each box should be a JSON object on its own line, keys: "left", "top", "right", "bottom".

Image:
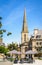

{"left": 13, "top": 60, "right": 42, "bottom": 65}
{"left": 0, "top": 59, "right": 42, "bottom": 65}
{"left": 0, "top": 60, "right": 13, "bottom": 65}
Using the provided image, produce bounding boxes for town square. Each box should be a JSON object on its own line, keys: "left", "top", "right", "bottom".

{"left": 0, "top": 0, "right": 42, "bottom": 65}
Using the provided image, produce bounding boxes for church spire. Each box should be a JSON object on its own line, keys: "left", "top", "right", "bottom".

{"left": 22, "top": 8, "right": 28, "bottom": 33}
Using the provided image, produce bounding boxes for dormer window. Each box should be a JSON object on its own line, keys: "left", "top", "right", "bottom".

{"left": 31, "top": 36, "right": 34, "bottom": 38}
{"left": 36, "top": 35, "right": 41, "bottom": 38}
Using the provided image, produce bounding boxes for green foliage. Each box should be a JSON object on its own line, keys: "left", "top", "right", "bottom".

{"left": 4, "top": 48, "right": 9, "bottom": 55}
{"left": 0, "top": 17, "right": 2, "bottom": 28}
{"left": 3, "top": 29, "right": 6, "bottom": 32}
{"left": 0, "top": 46, "right": 5, "bottom": 53}
{"left": 0, "top": 46, "right": 9, "bottom": 55}
{"left": 0, "top": 17, "right": 12, "bottom": 38}
{"left": 38, "top": 57, "right": 42, "bottom": 60}
{"left": 7, "top": 42, "right": 18, "bottom": 51}
{"left": 9, "top": 58, "right": 13, "bottom": 62}
{"left": 7, "top": 32, "right": 12, "bottom": 36}
{"left": 0, "top": 22, "right": 2, "bottom": 28}
{"left": 0, "top": 18, "right": 6, "bottom": 38}
{"left": 0, "top": 30, "right": 3, "bottom": 34}
{"left": 0, "top": 17, "right": 2, "bottom": 20}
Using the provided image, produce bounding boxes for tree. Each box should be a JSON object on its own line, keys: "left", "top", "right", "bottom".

{"left": 4, "top": 48, "right": 9, "bottom": 55}
{"left": 0, "top": 46, "right": 9, "bottom": 55}
{"left": 7, "top": 32, "right": 12, "bottom": 36}
{"left": 0, "top": 17, "right": 6, "bottom": 38}
{"left": 0, "top": 21, "right": 2, "bottom": 28}
{"left": 0, "top": 17, "right": 12, "bottom": 38}
{"left": 0, "top": 46, "right": 5, "bottom": 53}
{"left": 7, "top": 42, "right": 18, "bottom": 51}
{"left": 0, "top": 17, "right": 12, "bottom": 55}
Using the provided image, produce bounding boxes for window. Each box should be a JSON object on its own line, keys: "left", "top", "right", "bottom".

{"left": 36, "top": 42, "right": 38, "bottom": 45}
{"left": 24, "top": 34, "right": 26, "bottom": 42}
{"left": 36, "top": 48, "right": 40, "bottom": 51}
{"left": 40, "top": 42, "right": 42, "bottom": 45}
{"left": 36, "top": 42, "right": 42, "bottom": 46}
{"left": 36, "top": 35, "right": 41, "bottom": 38}
{"left": 37, "top": 48, "right": 38, "bottom": 51}
{"left": 25, "top": 47, "right": 28, "bottom": 51}
{"left": 31, "top": 36, "right": 34, "bottom": 38}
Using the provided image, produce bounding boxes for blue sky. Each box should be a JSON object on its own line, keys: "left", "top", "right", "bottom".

{"left": 0, "top": 0, "right": 42, "bottom": 45}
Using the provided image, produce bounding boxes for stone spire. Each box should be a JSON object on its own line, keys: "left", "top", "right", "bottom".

{"left": 22, "top": 8, "right": 28, "bottom": 33}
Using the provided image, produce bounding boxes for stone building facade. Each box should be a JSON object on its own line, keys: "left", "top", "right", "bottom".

{"left": 31, "top": 29, "right": 42, "bottom": 58}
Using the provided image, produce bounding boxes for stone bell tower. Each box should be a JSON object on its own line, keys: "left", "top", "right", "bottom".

{"left": 21, "top": 9, "right": 28, "bottom": 44}
{"left": 21, "top": 9, "right": 29, "bottom": 58}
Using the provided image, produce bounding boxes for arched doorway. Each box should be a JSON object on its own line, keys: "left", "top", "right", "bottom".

{"left": 25, "top": 47, "right": 29, "bottom": 58}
